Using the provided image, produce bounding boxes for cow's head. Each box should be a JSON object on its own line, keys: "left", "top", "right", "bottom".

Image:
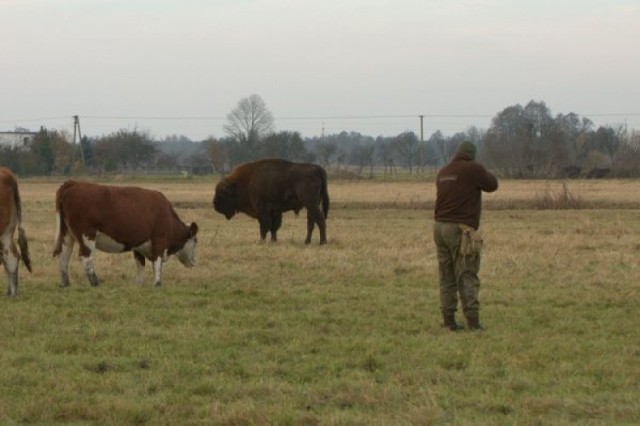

{"left": 176, "top": 223, "right": 199, "bottom": 267}
{"left": 213, "top": 179, "right": 237, "bottom": 219}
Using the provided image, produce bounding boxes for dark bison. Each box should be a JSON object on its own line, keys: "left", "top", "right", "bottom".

{"left": 586, "top": 167, "right": 610, "bottom": 179}
{"left": 559, "top": 165, "right": 581, "bottom": 179}
{"left": 213, "top": 159, "right": 329, "bottom": 244}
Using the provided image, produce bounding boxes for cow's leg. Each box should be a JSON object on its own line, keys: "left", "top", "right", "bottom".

{"left": 134, "top": 252, "right": 145, "bottom": 285}
{"left": 79, "top": 237, "right": 99, "bottom": 287}
{"left": 58, "top": 233, "right": 75, "bottom": 288}
{"left": 152, "top": 257, "right": 163, "bottom": 287}
{"left": 269, "top": 212, "right": 282, "bottom": 242}
{"left": 1, "top": 237, "right": 19, "bottom": 297}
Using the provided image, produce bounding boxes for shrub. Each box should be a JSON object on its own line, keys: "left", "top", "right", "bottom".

{"left": 534, "top": 182, "right": 586, "bottom": 209}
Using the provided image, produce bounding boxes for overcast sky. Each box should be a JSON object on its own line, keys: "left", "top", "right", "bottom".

{"left": 2, "top": 0, "right": 639, "bottom": 141}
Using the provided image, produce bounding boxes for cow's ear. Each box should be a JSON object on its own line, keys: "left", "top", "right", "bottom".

{"left": 189, "top": 223, "right": 199, "bottom": 237}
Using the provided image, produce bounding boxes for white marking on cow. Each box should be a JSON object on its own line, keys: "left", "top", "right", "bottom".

{"left": 1, "top": 227, "right": 13, "bottom": 250}
{"left": 57, "top": 225, "right": 75, "bottom": 287}
{"left": 80, "top": 235, "right": 97, "bottom": 277}
{"left": 176, "top": 236, "right": 197, "bottom": 267}
{"left": 95, "top": 231, "right": 126, "bottom": 253}
{"left": 133, "top": 240, "right": 153, "bottom": 259}
{"left": 1, "top": 230, "right": 19, "bottom": 290}
{"left": 152, "top": 255, "right": 164, "bottom": 286}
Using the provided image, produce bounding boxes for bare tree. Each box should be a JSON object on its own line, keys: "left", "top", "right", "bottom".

{"left": 30, "top": 128, "right": 74, "bottom": 175}
{"left": 429, "top": 130, "right": 452, "bottom": 166}
{"left": 316, "top": 140, "right": 337, "bottom": 168}
{"left": 204, "top": 137, "right": 229, "bottom": 174}
{"left": 350, "top": 142, "right": 375, "bottom": 177}
{"left": 336, "top": 148, "right": 347, "bottom": 171}
{"left": 613, "top": 129, "right": 640, "bottom": 177}
{"left": 260, "top": 131, "right": 311, "bottom": 161}
{"left": 376, "top": 137, "right": 395, "bottom": 176}
{"left": 629, "top": 129, "right": 640, "bottom": 151}
{"left": 51, "top": 131, "right": 75, "bottom": 175}
{"left": 393, "top": 131, "right": 419, "bottom": 174}
{"left": 483, "top": 101, "right": 559, "bottom": 178}
{"left": 93, "top": 129, "right": 156, "bottom": 172}
{"left": 223, "top": 94, "right": 275, "bottom": 159}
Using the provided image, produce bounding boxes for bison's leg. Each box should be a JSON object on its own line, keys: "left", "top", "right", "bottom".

{"left": 79, "top": 237, "right": 99, "bottom": 287}
{"left": 258, "top": 215, "right": 271, "bottom": 241}
{"left": 1, "top": 236, "right": 19, "bottom": 296}
{"left": 58, "top": 232, "right": 75, "bottom": 288}
{"left": 306, "top": 206, "right": 327, "bottom": 245}
{"left": 133, "top": 252, "right": 146, "bottom": 285}
{"left": 317, "top": 211, "right": 327, "bottom": 245}
{"left": 304, "top": 211, "right": 314, "bottom": 244}
{"left": 269, "top": 212, "right": 282, "bottom": 242}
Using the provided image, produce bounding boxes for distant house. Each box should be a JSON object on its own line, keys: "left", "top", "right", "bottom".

{"left": 0, "top": 131, "right": 36, "bottom": 149}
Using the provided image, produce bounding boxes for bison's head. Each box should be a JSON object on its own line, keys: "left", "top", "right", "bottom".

{"left": 176, "top": 222, "right": 199, "bottom": 268}
{"left": 213, "top": 180, "right": 238, "bottom": 220}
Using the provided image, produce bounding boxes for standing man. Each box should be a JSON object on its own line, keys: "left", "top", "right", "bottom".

{"left": 433, "top": 141, "right": 498, "bottom": 331}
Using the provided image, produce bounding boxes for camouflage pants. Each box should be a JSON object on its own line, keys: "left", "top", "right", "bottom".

{"left": 432, "top": 221, "right": 481, "bottom": 316}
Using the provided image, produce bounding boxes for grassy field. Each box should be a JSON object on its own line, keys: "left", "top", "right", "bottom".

{"left": 1, "top": 176, "right": 639, "bottom": 424}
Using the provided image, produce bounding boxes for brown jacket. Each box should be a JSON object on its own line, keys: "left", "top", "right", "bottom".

{"left": 434, "top": 153, "right": 498, "bottom": 229}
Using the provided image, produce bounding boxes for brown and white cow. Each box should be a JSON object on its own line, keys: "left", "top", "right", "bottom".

{"left": 53, "top": 181, "right": 198, "bottom": 287}
{"left": 0, "top": 167, "right": 32, "bottom": 296}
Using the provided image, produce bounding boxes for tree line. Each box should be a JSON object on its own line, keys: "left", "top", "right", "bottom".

{"left": 2, "top": 98, "right": 639, "bottom": 178}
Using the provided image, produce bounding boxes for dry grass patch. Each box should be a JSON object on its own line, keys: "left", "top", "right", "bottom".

{"left": 533, "top": 182, "right": 586, "bottom": 209}
{"left": 328, "top": 178, "right": 640, "bottom": 210}
{"left": 0, "top": 177, "right": 639, "bottom": 424}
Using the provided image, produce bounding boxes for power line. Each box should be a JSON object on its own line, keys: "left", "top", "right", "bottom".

{"left": 0, "top": 116, "right": 69, "bottom": 123}
{"left": 81, "top": 114, "right": 419, "bottom": 121}
{"left": 2, "top": 112, "right": 639, "bottom": 123}
{"left": 69, "top": 112, "right": 640, "bottom": 120}
{"left": 583, "top": 113, "right": 640, "bottom": 117}
{"left": 82, "top": 115, "right": 227, "bottom": 121}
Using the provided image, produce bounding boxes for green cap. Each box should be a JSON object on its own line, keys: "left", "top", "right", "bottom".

{"left": 457, "top": 141, "right": 476, "bottom": 159}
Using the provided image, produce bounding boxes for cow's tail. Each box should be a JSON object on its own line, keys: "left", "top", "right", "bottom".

{"left": 320, "top": 167, "right": 330, "bottom": 219}
{"left": 11, "top": 178, "right": 32, "bottom": 273}
{"left": 53, "top": 181, "right": 73, "bottom": 257}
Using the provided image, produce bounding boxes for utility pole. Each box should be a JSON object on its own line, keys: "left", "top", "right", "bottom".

{"left": 72, "top": 115, "right": 85, "bottom": 167}
{"left": 419, "top": 115, "right": 425, "bottom": 173}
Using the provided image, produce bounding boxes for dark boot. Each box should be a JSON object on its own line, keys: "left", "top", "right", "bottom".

{"left": 465, "top": 314, "right": 483, "bottom": 331}
{"left": 442, "top": 313, "right": 464, "bottom": 331}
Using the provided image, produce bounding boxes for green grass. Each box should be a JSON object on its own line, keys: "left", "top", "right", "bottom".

{"left": 0, "top": 180, "right": 639, "bottom": 424}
